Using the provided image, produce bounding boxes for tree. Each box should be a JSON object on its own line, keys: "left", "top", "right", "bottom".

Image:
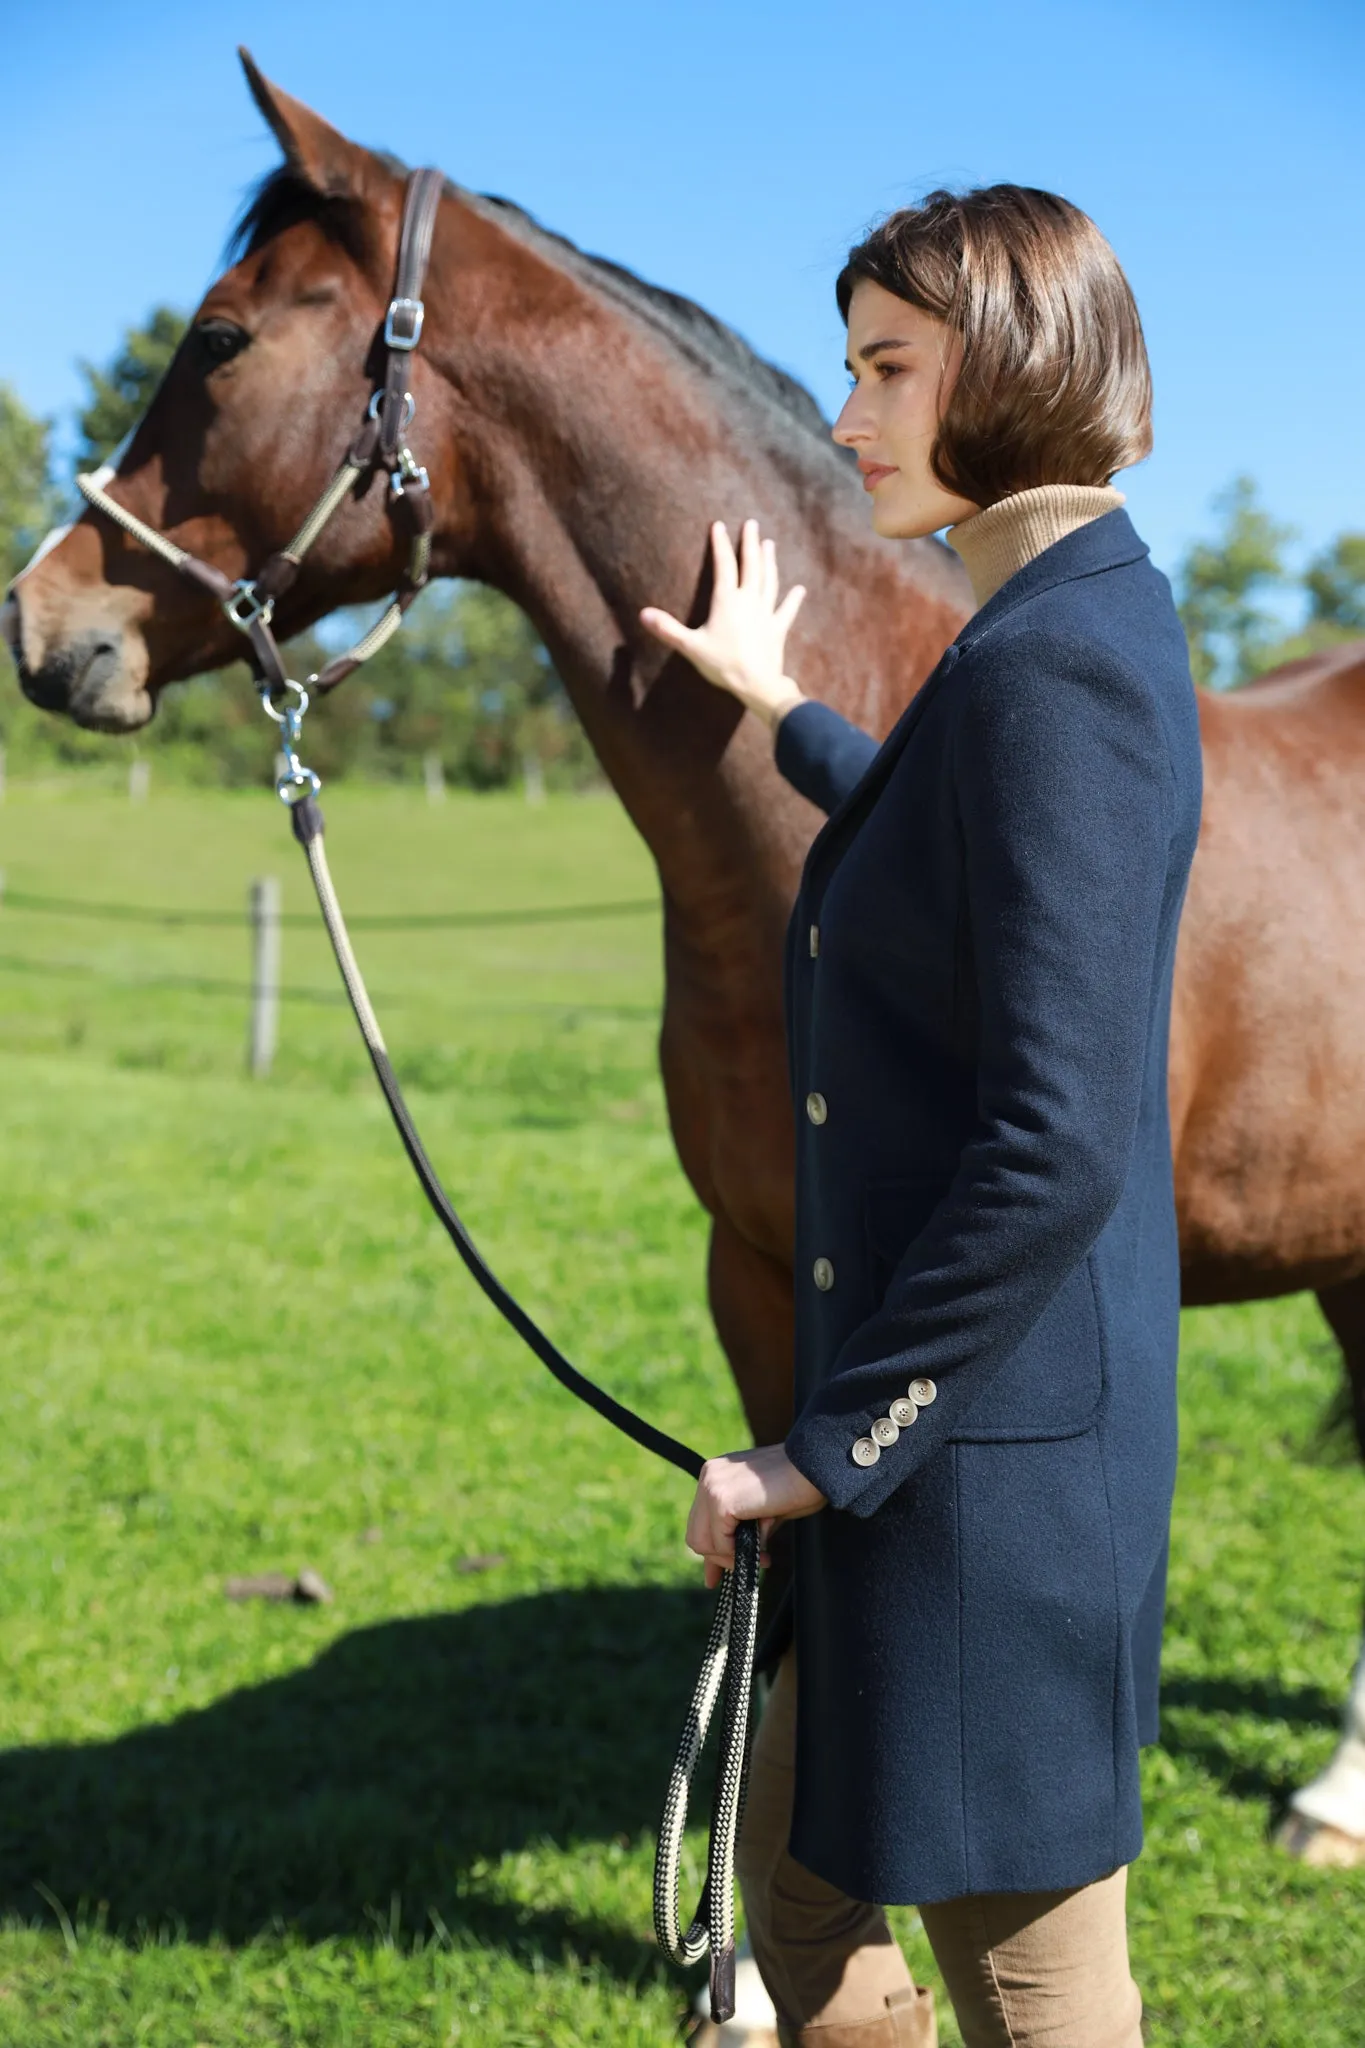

{"left": 1305, "top": 534, "right": 1365, "bottom": 634}
{"left": 0, "top": 383, "right": 60, "bottom": 587}
{"left": 1176, "top": 476, "right": 1296, "bottom": 689}
{"left": 323, "top": 582, "right": 598, "bottom": 791}
{"left": 75, "top": 307, "right": 187, "bottom": 469}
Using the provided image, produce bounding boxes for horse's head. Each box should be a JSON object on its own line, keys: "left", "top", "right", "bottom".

{"left": 6, "top": 53, "right": 474, "bottom": 731}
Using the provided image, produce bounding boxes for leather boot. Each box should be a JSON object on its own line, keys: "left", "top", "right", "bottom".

{"left": 775, "top": 1983, "right": 938, "bottom": 2048}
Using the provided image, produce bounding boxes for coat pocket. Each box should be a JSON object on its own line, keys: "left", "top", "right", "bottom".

{"left": 864, "top": 1180, "right": 1105, "bottom": 1440}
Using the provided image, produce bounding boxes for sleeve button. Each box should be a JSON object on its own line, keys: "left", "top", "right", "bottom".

{"left": 909, "top": 1378, "right": 938, "bottom": 1407}
{"left": 871, "top": 1416, "right": 900, "bottom": 1447}
{"left": 805, "top": 1092, "right": 828, "bottom": 1125}
{"left": 888, "top": 1397, "right": 918, "bottom": 1428}
{"left": 852, "top": 1436, "right": 880, "bottom": 1467}
{"left": 812, "top": 1257, "right": 835, "bottom": 1291}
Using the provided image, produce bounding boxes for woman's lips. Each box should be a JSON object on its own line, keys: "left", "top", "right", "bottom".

{"left": 860, "top": 464, "right": 897, "bottom": 492}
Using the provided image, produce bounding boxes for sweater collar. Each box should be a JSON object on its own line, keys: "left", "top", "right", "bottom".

{"left": 947, "top": 483, "right": 1128, "bottom": 607}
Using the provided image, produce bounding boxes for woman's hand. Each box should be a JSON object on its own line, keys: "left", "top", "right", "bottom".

{"left": 686, "top": 1443, "right": 827, "bottom": 1589}
{"left": 640, "top": 518, "right": 809, "bottom": 730}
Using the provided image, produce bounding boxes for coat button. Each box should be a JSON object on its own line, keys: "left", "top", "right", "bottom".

{"left": 888, "top": 1397, "right": 918, "bottom": 1428}
{"left": 852, "top": 1436, "right": 880, "bottom": 1467}
{"left": 805, "top": 1091, "right": 828, "bottom": 1125}
{"left": 909, "top": 1378, "right": 938, "bottom": 1406}
{"left": 812, "top": 1257, "right": 835, "bottom": 1291}
{"left": 809, "top": 923, "right": 820, "bottom": 958}
{"left": 871, "top": 1415, "right": 899, "bottom": 1447}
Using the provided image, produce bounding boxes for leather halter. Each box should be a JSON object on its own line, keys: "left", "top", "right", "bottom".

{"left": 75, "top": 168, "right": 446, "bottom": 705}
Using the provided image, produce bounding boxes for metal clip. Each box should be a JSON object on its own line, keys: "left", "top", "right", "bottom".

{"left": 224, "top": 579, "right": 275, "bottom": 634}
{"left": 390, "top": 448, "right": 430, "bottom": 499}
{"left": 384, "top": 296, "right": 425, "bottom": 350}
{"left": 258, "top": 678, "right": 322, "bottom": 803}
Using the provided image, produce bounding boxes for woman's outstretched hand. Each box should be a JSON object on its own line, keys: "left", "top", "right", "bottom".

{"left": 687, "top": 1443, "right": 827, "bottom": 1589}
{"left": 640, "top": 518, "right": 809, "bottom": 730}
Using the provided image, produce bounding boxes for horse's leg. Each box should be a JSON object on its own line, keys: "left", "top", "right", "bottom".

{"left": 1277, "top": 1278, "right": 1365, "bottom": 1867}
{"left": 707, "top": 1212, "right": 795, "bottom": 1449}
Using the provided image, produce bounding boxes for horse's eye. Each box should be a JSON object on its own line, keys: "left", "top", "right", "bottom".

{"left": 195, "top": 319, "right": 250, "bottom": 366}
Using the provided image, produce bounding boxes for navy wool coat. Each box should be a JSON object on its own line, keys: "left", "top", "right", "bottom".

{"left": 776, "top": 510, "right": 1202, "bottom": 1906}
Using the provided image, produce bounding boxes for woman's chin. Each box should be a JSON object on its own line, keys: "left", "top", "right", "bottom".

{"left": 869, "top": 498, "right": 938, "bottom": 543}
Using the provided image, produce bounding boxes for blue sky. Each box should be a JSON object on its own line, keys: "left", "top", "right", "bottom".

{"left": 3, "top": 0, "right": 1360, "bottom": 587}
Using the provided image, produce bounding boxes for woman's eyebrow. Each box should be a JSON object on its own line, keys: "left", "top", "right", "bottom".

{"left": 843, "top": 336, "right": 916, "bottom": 372}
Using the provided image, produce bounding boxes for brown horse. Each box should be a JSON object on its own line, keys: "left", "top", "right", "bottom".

{"left": 7, "top": 57, "right": 1365, "bottom": 1861}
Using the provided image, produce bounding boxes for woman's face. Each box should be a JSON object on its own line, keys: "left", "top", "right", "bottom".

{"left": 832, "top": 280, "right": 978, "bottom": 538}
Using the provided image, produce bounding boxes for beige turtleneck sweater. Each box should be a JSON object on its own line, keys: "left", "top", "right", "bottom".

{"left": 945, "top": 482, "right": 1126, "bottom": 608}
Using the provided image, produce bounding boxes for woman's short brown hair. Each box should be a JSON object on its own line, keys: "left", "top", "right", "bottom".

{"left": 836, "top": 185, "right": 1152, "bottom": 507}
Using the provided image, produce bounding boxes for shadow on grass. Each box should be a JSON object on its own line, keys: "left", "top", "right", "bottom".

{"left": 0, "top": 1583, "right": 714, "bottom": 1979}
{"left": 1158, "top": 1674, "right": 1344, "bottom": 1812}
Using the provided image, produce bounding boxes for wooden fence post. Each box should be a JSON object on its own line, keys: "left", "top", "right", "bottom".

{"left": 423, "top": 750, "right": 446, "bottom": 805}
{"left": 248, "top": 877, "right": 282, "bottom": 1078}
{"left": 129, "top": 756, "right": 150, "bottom": 803}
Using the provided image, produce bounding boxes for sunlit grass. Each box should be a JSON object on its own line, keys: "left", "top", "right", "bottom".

{"left": 0, "top": 782, "right": 1362, "bottom": 2042}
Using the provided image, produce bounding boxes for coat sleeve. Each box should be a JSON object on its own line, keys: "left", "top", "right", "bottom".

{"left": 774, "top": 700, "right": 879, "bottom": 816}
{"left": 784, "top": 638, "right": 1176, "bottom": 1516}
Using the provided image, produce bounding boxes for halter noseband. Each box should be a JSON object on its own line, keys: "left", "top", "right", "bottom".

{"left": 75, "top": 168, "right": 447, "bottom": 710}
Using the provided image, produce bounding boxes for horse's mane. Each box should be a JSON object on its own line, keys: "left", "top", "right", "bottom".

{"left": 230, "top": 165, "right": 835, "bottom": 448}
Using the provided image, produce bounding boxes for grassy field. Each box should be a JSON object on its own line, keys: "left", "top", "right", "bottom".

{"left": 0, "top": 778, "right": 1363, "bottom": 2044}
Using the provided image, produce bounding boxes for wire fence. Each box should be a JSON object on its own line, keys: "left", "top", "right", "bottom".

{"left": 0, "top": 886, "right": 658, "bottom": 931}
{"left": 0, "top": 879, "right": 662, "bottom": 1064}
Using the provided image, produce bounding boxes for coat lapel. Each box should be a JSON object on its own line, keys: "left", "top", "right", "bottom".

{"left": 800, "top": 508, "right": 1151, "bottom": 896}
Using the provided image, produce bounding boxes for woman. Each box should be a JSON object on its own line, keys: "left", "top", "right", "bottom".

{"left": 640, "top": 186, "right": 1202, "bottom": 2048}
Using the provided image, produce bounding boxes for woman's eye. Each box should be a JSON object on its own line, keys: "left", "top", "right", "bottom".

{"left": 195, "top": 320, "right": 249, "bottom": 367}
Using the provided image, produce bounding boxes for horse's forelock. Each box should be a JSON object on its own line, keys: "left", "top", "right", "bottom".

{"left": 224, "top": 164, "right": 377, "bottom": 267}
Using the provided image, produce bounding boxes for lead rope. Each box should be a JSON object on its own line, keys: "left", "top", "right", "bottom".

{"left": 279, "top": 719, "right": 759, "bottom": 2024}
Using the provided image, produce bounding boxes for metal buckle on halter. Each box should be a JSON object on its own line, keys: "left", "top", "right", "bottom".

{"left": 367, "top": 389, "right": 416, "bottom": 428}
{"left": 224, "top": 579, "right": 275, "bottom": 633}
{"left": 384, "top": 296, "right": 425, "bottom": 350}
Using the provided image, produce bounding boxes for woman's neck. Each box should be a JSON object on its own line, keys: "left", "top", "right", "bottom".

{"left": 946, "top": 482, "right": 1125, "bottom": 607}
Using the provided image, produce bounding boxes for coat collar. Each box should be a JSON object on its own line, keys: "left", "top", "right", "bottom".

{"left": 798, "top": 508, "right": 1151, "bottom": 893}
{"left": 953, "top": 505, "right": 1149, "bottom": 656}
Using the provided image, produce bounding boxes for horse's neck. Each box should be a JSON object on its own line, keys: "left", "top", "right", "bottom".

{"left": 429, "top": 252, "right": 968, "bottom": 920}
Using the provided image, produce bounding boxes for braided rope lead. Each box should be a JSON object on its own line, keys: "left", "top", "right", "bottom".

{"left": 653, "top": 1519, "right": 761, "bottom": 2022}
{"left": 286, "top": 789, "right": 761, "bottom": 2026}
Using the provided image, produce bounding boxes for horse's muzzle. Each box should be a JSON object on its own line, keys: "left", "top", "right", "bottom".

{"left": 4, "top": 591, "right": 149, "bottom": 731}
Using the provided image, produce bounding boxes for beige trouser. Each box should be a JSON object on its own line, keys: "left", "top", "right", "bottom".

{"left": 736, "top": 1651, "right": 1144, "bottom": 2048}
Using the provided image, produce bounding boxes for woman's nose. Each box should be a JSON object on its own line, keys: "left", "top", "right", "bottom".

{"left": 831, "top": 393, "right": 870, "bottom": 447}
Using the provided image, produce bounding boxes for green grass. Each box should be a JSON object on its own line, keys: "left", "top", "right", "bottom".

{"left": 0, "top": 780, "right": 1363, "bottom": 2042}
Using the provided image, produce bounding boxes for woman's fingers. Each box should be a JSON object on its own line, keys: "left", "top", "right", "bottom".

{"left": 639, "top": 606, "right": 697, "bottom": 656}
{"left": 738, "top": 517, "right": 763, "bottom": 591}
{"left": 775, "top": 582, "right": 807, "bottom": 634}
{"left": 711, "top": 520, "right": 739, "bottom": 593}
{"left": 761, "top": 536, "right": 779, "bottom": 609}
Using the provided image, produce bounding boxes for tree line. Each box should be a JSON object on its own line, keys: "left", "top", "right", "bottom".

{"left": 2, "top": 310, "right": 1363, "bottom": 787}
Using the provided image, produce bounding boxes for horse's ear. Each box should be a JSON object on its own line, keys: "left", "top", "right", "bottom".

{"left": 238, "top": 48, "right": 362, "bottom": 197}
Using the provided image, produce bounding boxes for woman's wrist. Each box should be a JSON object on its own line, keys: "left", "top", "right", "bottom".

{"left": 755, "top": 678, "right": 807, "bottom": 732}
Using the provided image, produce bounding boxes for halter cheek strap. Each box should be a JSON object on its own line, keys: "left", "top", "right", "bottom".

{"left": 75, "top": 167, "right": 447, "bottom": 704}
